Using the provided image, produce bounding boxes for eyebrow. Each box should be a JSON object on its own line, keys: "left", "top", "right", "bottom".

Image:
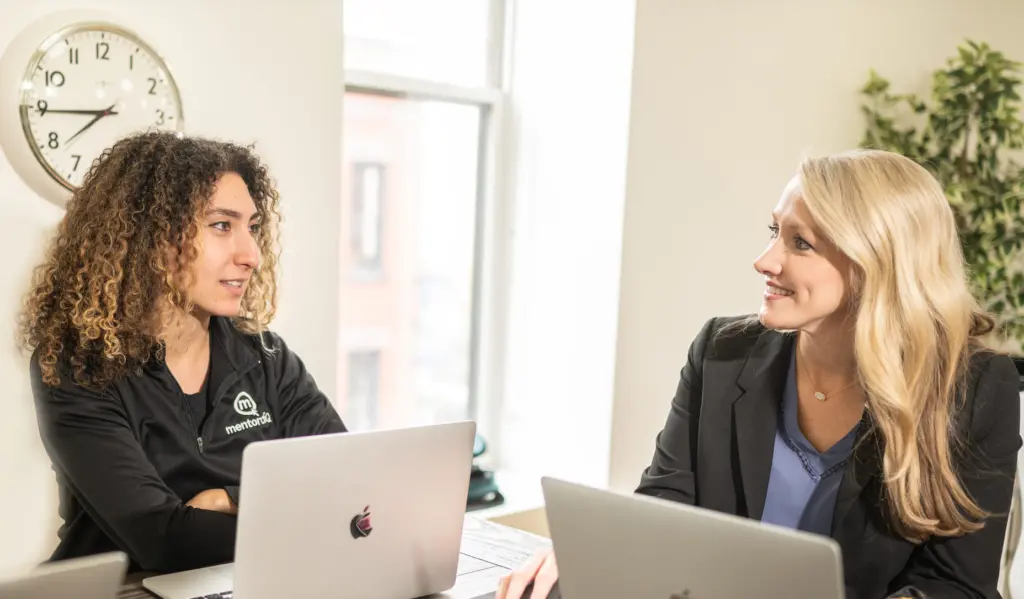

{"left": 771, "top": 215, "right": 816, "bottom": 237}
{"left": 206, "top": 208, "right": 260, "bottom": 221}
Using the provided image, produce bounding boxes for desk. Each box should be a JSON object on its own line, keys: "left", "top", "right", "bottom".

{"left": 117, "top": 516, "right": 551, "bottom": 599}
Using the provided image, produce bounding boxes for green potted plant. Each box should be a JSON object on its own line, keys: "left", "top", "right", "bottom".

{"left": 860, "top": 40, "right": 1024, "bottom": 376}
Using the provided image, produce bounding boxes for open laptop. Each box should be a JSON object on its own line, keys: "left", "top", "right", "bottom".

{"left": 541, "top": 477, "right": 846, "bottom": 599}
{"left": 144, "top": 421, "right": 477, "bottom": 599}
{"left": 0, "top": 551, "right": 127, "bottom": 599}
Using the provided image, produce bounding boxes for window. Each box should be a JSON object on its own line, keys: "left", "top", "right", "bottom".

{"left": 340, "top": 0, "right": 510, "bottom": 434}
{"left": 346, "top": 351, "right": 381, "bottom": 429}
{"left": 344, "top": 0, "right": 493, "bottom": 87}
{"left": 351, "top": 162, "right": 385, "bottom": 274}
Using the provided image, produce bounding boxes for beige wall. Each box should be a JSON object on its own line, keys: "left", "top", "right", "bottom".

{"left": 0, "top": 0, "right": 343, "bottom": 573}
{"left": 608, "top": 0, "right": 1024, "bottom": 490}
{"left": 6, "top": 0, "right": 1024, "bottom": 577}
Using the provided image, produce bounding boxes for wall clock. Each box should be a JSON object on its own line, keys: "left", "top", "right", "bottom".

{"left": 0, "top": 13, "right": 184, "bottom": 208}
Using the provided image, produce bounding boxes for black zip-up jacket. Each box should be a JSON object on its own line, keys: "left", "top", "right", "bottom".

{"left": 31, "top": 317, "right": 347, "bottom": 573}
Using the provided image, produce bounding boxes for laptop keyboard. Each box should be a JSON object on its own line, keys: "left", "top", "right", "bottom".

{"left": 181, "top": 554, "right": 498, "bottom": 599}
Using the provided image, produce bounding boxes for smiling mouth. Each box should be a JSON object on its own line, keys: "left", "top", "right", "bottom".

{"left": 766, "top": 284, "right": 794, "bottom": 296}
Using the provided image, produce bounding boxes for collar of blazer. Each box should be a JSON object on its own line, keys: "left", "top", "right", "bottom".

{"left": 725, "top": 326, "right": 881, "bottom": 535}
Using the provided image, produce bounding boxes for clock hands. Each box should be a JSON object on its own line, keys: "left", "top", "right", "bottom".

{"left": 43, "top": 108, "right": 121, "bottom": 116}
{"left": 65, "top": 104, "right": 119, "bottom": 146}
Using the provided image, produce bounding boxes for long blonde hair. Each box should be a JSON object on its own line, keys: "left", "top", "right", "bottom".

{"left": 798, "top": 149, "right": 995, "bottom": 542}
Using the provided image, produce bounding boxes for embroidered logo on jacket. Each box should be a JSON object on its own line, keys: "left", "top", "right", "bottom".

{"left": 233, "top": 392, "right": 259, "bottom": 416}
{"left": 225, "top": 391, "right": 273, "bottom": 435}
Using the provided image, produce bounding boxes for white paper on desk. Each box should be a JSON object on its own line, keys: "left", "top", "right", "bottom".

{"left": 436, "top": 565, "right": 506, "bottom": 599}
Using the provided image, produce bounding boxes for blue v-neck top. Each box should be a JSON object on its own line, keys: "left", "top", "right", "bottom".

{"left": 760, "top": 346, "right": 860, "bottom": 536}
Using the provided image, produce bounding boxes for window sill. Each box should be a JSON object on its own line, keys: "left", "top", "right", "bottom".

{"left": 468, "top": 468, "right": 546, "bottom": 520}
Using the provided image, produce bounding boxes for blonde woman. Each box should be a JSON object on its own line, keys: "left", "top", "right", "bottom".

{"left": 498, "top": 150, "right": 1022, "bottom": 599}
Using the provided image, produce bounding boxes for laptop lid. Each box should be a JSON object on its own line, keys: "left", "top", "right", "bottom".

{"left": 232, "top": 421, "right": 476, "bottom": 599}
{"left": 540, "top": 477, "right": 845, "bottom": 599}
{"left": 0, "top": 551, "right": 127, "bottom": 599}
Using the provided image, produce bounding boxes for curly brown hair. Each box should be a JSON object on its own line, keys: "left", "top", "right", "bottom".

{"left": 18, "top": 131, "right": 282, "bottom": 390}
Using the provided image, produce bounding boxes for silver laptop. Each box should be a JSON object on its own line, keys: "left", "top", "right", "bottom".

{"left": 541, "top": 477, "right": 845, "bottom": 599}
{"left": 0, "top": 551, "right": 127, "bottom": 599}
{"left": 144, "top": 421, "right": 477, "bottom": 599}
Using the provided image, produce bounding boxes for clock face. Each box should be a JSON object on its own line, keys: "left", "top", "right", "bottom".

{"left": 18, "top": 24, "right": 183, "bottom": 190}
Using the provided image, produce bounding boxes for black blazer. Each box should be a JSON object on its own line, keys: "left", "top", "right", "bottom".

{"left": 635, "top": 316, "right": 1022, "bottom": 599}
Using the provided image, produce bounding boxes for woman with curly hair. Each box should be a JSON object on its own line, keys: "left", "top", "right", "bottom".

{"left": 19, "top": 131, "right": 346, "bottom": 573}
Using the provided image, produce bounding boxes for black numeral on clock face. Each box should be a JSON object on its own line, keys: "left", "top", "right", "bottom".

{"left": 45, "top": 70, "right": 65, "bottom": 86}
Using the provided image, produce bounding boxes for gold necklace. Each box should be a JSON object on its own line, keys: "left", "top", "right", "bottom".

{"left": 798, "top": 358, "right": 858, "bottom": 402}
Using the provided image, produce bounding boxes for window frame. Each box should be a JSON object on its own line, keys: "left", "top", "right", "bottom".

{"left": 341, "top": 0, "right": 514, "bottom": 454}
{"left": 346, "top": 349, "right": 382, "bottom": 428}
{"left": 349, "top": 161, "right": 386, "bottom": 275}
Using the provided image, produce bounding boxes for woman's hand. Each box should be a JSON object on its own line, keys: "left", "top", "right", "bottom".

{"left": 496, "top": 549, "right": 558, "bottom": 598}
{"left": 186, "top": 489, "right": 237, "bottom": 515}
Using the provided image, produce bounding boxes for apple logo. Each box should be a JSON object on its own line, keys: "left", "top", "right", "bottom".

{"left": 349, "top": 505, "right": 372, "bottom": 539}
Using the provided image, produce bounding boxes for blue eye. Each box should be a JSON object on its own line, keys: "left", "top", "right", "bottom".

{"left": 795, "top": 236, "right": 813, "bottom": 251}
{"left": 249, "top": 223, "right": 262, "bottom": 235}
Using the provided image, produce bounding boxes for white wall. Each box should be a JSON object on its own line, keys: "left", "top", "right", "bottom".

{"left": 0, "top": 0, "right": 342, "bottom": 573}
{"left": 608, "top": 0, "right": 1024, "bottom": 490}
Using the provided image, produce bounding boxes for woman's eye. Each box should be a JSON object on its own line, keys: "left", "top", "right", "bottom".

{"left": 211, "top": 222, "right": 230, "bottom": 232}
{"left": 249, "top": 223, "right": 262, "bottom": 235}
{"left": 795, "top": 237, "right": 813, "bottom": 251}
{"left": 768, "top": 225, "right": 780, "bottom": 238}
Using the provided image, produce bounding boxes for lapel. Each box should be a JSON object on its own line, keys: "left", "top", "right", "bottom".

{"left": 732, "top": 330, "right": 793, "bottom": 520}
{"left": 830, "top": 412, "right": 882, "bottom": 534}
